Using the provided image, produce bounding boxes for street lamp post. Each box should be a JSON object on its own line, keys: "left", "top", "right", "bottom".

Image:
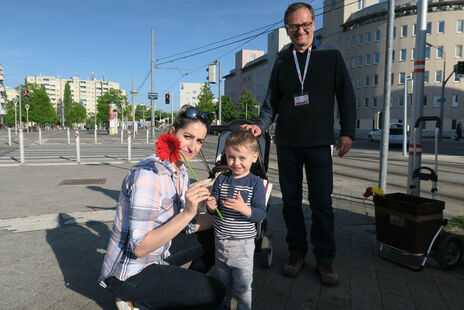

{"left": 13, "top": 98, "right": 18, "bottom": 135}
{"left": 426, "top": 43, "right": 446, "bottom": 140}
{"left": 25, "top": 104, "right": 30, "bottom": 133}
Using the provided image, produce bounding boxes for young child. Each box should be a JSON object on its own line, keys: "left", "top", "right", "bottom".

{"left": 206, "top": 129, "right": 267, "bottom": 310}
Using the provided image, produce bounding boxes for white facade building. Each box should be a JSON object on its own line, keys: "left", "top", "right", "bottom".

{"left": 180, "top": 82, "right": 203, "bottom": 107}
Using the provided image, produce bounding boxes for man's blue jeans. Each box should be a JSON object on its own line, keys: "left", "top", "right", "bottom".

{"left": 276, "top": 145, "right": 335, "bottom": 264}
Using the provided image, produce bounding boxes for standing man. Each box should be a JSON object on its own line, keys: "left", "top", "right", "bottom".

{"left": 243, "top": 2, "right": 356, "bottom": 286}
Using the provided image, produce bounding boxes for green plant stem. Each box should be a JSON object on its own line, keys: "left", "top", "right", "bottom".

{"left": 179, "top": 151, "right": 223, "bottom": 220}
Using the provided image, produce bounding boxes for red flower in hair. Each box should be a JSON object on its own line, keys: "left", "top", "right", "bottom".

{"left": 155, "top": 133, "right": 182, "bottom": 163}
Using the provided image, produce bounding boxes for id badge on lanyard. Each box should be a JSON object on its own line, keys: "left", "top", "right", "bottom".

{"left": 293, "top": 47, "right": 311, "bottom": 107}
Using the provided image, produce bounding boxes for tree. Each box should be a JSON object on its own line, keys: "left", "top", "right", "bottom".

{"left": 27, "top": 84, "right": 58, "bottom": 126}
{"left": 63, "top": 82, "right": 73, "bottom": 127}
{"left": 220, "top": 95, "right": 237, "bottom": 123}
{"left": 96, "top": 89, "right": 128, "bottom": 126}
{"left": 236, "top": 90, "right": 259, "bottom": 120}
{"left": 197, "top": 83, "right": 217, "bottom": 116}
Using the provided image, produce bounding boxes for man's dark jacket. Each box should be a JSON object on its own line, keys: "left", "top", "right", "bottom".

{"left": 255, "top": 40, "right": 356, "bottom": 147}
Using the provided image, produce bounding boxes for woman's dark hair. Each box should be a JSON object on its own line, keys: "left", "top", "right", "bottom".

{"left": 284, "top": 2, "right": 315, "bottom": 24}
{"left": 172, "top": 104, "right": 212, "bottom": 133}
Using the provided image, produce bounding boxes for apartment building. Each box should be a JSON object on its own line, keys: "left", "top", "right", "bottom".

{"left": 319, "top": 0, "right": 464, "bottom": 132}
{"left": 0, "top": 64, "right": 6, "bottom": 118}
{"left": 25, "top": 75, "right": 125, "bottom": 115}
{"left": 179, "top": 82, "right": 204, "bottom": 107}
{"left": 224, "top": 28, "right": 291, "bottom": 105}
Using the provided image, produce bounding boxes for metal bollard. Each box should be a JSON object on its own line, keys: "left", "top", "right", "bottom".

{"left": 127, "top": 131, "right": 132, "bottom": 161}
{"left": 67, "top": 128, "right": 70, "bottom": 144}
{"left": 75, "top": 131, "right": 80, "bottom": 163}
{"left": 121, "top": 129, "right": 124, "bottom": 144}
{"left": 19, "top": 129, "right": 24, "bottom": 163}
{"left": 146, "top": 129, "right": 149, "bottom": 144}
{"left": 8, "top": 127, "right": 11, "bottom": 146}
{"left": 94, "top": 126, "right": 97, "bottom": 144}
{"left": 39, "top": 128, "right": 42, "bottom": 145}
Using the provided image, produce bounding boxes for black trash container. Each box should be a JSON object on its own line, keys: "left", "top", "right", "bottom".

{"left": 374, "top": 193, "right": 445, "bottom": 254}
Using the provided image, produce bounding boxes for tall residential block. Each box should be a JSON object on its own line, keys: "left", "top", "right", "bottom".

{"left": 180, "top": 82, "right": 204, "bottom": 107}
{"left": 25, "top": 75, "right": 126, "bottom": 115}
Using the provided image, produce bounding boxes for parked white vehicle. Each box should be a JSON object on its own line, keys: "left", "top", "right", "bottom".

{"left": 368, "top": 123, "right": 408, "bottom": 145}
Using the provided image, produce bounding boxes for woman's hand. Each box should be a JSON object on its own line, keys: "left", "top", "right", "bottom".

{"left": 184, "top": 180, "right": 210, "bottom": 216}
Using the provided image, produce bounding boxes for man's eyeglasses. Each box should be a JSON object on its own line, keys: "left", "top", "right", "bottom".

{"left": 286, "top": 22, "right": 313, "bottom": 32}
{"left": 180, "top": 107, "right": 213, "bottom": 125}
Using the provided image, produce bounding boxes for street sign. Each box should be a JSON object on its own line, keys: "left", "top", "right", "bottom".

{"left": 148, "top": 92, "right": 158, "bottom": 100}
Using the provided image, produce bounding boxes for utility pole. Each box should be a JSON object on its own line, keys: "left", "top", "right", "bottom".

{"left": 408, "top": 0, "right": 428, "bottom": 196}
{"left": 170, "top": 91, "right": 173, "bottom": 125}
{"left": 378, "top": 0, "right": 395, "bottom": 192}
{"left": 218, "top": 61, "right": 222, "bottom": 125}
{"left": 403, "top": 76, "right": 412, "bottom": 157}
{"left": 151, "top": 29, "right": 156, "bottom": 138}
{"left": 19, "top": 85, "right": 22, "bottom": 130}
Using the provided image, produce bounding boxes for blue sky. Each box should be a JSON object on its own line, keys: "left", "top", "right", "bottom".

{"left": 0, "top": 0, "right": 324, "bottom": 112}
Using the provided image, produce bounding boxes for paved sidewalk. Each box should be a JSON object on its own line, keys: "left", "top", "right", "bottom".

{"left": 1, "top": 153, "right": 463, "bottom": 309}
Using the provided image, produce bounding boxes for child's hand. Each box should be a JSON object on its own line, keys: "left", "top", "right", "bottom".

{"left": 222, "top": 192, "right": 251, "bottom": 216}
{"left": 206, "top": 196, "right": 217, "bottom": 211}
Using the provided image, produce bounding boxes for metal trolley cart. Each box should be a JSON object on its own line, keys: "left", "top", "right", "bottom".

{"left": 374, "top": 116, "right": 462, "bottom": 270}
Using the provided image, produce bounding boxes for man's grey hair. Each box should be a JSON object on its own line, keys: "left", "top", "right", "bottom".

{"left": 284, "top": 2, "right": 315, "bottom": 24}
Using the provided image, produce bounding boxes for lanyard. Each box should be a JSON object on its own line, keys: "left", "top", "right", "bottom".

{"left": 292, "top": 46, "right": 312, "bottom": 94}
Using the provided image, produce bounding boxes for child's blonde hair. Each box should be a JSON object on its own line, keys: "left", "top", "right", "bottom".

{"left": 225, "top": 129, "right": 259, "bottom": 154}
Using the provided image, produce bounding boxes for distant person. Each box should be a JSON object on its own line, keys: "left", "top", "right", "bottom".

{"left": 206, "top": 130, "right": 266, "bottom": 310}
{"left": 99, "top": 105, "right": 224, "bottom": 309}
{"left": 243, "top": 2, "right": 356, "bottom": 286}
{"left": 456, "top": 121, "right": 462, "bottom": 141}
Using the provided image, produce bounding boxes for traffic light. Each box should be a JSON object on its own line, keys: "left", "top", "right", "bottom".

{"left": 457, "top": 61, "right": 464, "bottom": 75}
{"left": 165, "top": 93, "right": 170, "bottom": 105}
{"left": 207, "top": 63, "right": 217, "bottom": 84}
{"left": 23, "top": 89, "right": 30, "bottom": 100}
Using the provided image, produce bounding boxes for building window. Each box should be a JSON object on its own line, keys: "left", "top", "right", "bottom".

{"left": 374, "top": 75, "right": 379, "bottom": 86}
{"left": 393, "top": 27, "right": 396, "bottom": 39}
{"left": 438, "top": 21, "right": 445, "bottom": 34}
{"left": 357, "top": 79, "right": 361, "bottom": 89}
{"left": 373, "top": 97, "right": 378, "bottom": 108}
{"left": 392, "top": 50, "right": 395, "bottom": 62}
{"left": 358, "top": 0, "right": 365, "bottom": 9}
{"left": 452, "top": 95, "right": 459, "bottom": 107}
{"left": 412, "top": 48, "right": 416, "bottom": 60}
{"left": 398, "top": 95, "right": 404, "bottom": 108}
{"left": 433, "top": 96, "right": 441, "bottom": 107}
{"left": 356, "top": 99, "right": 361, "bottom": 109}
{"left": 367, "top": 32, "right": 372, "bottom": 43}
{"left": 401, "top": 25, "right": 408, "bottom": 37}
{"left": 424, "top": 96, "right": 428, "bottom": 106}
{"left": 366, "top": 54, "right": 371, "bottom": 65}
{"left": 351, "top": 58, "right": 355, "bottom": 68}
{"left": 338, "top": 32, "right": 343, "bottom": 41}
{"left": 364, "top": 97, "right": 369, "bottom": 108}
{"left": 400, "top": 49, "right": 407, "bottom": 61}
{"left": 365, "top": 76, "right": 370, "bottom": 87}
{"left": 435, "top": 71, "right": 442, "bottom": 83}
{"left": 424, "top": 71, "right": 429, "bottom": 83}
{"left": 346, "top": 60, "right": 350, "bottom": 69}
{"left": 391, "top": 73, "right": 394, "bottom": 85}
{"left": 458, "top": 20, "right": 464, "bottom": 33}
{"left": 359, "top": 34, "right": 363, "bottom": 45}
{"left": 454, "top": 73, "right": 460, "bottom": 82}
{"left": 408, "top": 94, "right": 413, "bottom": 107}
{"left": 400, "top": 72, "right": 406, "bottom": 84}
{"left": 427, "top": 22, "right": 432, "bottom": 35}
{"left": 374, "top": 53, "right": 380, "bottom": 64}
{"left": 413, "top": 24, "right": 417, "bottom": 36}
{"left": 456, "top": 45, "right": 463, "bottom": 58}
{"left": 436, "top": 46, "right": 444, "bottom": 59}
{"left": 358, "top": 55, "right": 363, "bottom": 67}
{"left": 375, "top": 30, "right": 380, "bottom": 42}
{"left": 425, "top": 47, "right": 431, "bottom": 59}
{"left": 346, "top": 39, "right": 350, "bottom": 49}
{"left": 352, "top": 36, "right": 356, "bottom": 47}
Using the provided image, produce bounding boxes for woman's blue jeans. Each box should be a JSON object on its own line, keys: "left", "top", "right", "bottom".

{"left": 276, "top": 144, "right": 335, "bottom": 264}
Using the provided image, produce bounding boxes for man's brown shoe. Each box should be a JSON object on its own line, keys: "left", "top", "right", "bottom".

{"left": 315, "top": 262, "right": 339, "bottom": 286}
{"left": 282, "top": 256, "right": 305, "bottom": 278}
